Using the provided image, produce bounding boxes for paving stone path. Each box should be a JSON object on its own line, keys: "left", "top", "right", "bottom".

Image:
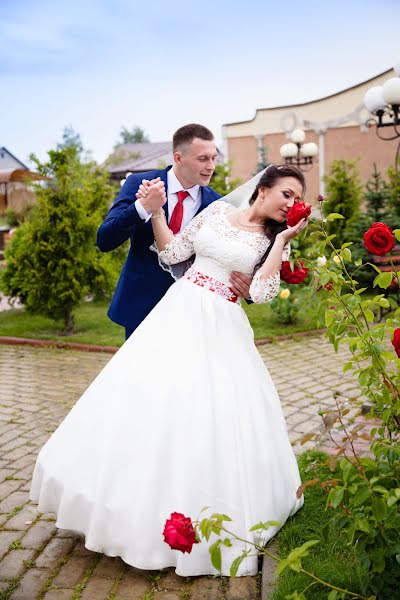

{"left": 0, "top": 337, "right": 367, "bottom": 599}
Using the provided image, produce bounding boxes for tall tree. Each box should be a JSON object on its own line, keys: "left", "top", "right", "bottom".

{"left": 57, "top": 125, "right": 84, "bottom": 155}
{"left": 1, "top": 145, "right": 117, "bottom": 333}
{"left": 117, "top": 126, "right": 149, "bottom": 145}
{"left": 322, "top": 159, "right": 363, "bottom": 247}
{"left": 210, "top": 163, "right": 242, "bottom": 196}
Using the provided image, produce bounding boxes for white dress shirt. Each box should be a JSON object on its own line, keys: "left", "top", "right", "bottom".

{"left": 134, "top": 168, "right": 201, "bottom": 230}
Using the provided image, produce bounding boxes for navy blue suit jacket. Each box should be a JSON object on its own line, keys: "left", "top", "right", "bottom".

{"left": 97, "top": 166, "right": 221, "bottom": 331}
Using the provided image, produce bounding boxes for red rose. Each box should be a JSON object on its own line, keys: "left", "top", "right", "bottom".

{"left": 287, "top": 202, "right": 312, "bottom": 226}
{"left": 281, "top": 261, "right": 308, "bottom": 284}
{"left": 163, "top": 512, "right": 198, "bottom": 553}
{"left": 392, "top": 328, "right": 400, "bottom": 358}
{"left": 363, "top": 222, "right": 395, "bottom": 256}
{"left": 317, "top": 195, "right": 325, "bottom": 203}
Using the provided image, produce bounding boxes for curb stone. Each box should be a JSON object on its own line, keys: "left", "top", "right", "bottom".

{"left": 261, "top": 540, "right": 278, "bottom": 599}
{"left": 0, "top": 328, "right": 325, "bottom": 353}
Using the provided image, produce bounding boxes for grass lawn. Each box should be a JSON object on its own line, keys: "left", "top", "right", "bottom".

{"left": 0, "top": 297, "right": 322, "bottom": 347}
{"left": 271, "top": 451, "right": 366, "bottom": 599}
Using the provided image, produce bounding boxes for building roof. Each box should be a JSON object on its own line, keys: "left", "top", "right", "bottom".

{"left": 105, "top": 141, "right": 225, "bottom": 176}
{"left": 223, "top": 68, "right": 393, "bottom": 128}
{"left": 0, "top": 147, "right": 29, "bottom": 170}
{"left": 0, "top": 169, "right": 51, "bottom": 184}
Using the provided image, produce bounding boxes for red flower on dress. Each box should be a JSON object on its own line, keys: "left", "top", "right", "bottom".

{"left": 392, "top": 328, "right": 400, "bottom": 358}
{"left": 163, "top": 512, "right": 198, "bottom": 553}
{"left": 363, "top": 222, "right": 395, "bottom": 256}
{"left": 286, "top": 202, "right": 312, "bottom": 227}
{"left": 280, "top": 261, "right": 308, "bottom": 284}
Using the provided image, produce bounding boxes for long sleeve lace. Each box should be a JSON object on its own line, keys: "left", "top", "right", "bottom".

{"left": 249, "top": 241, "right": 290, "bottom": 304}
{"left": 158, "top": 201, "right": 224, "bottom": 265}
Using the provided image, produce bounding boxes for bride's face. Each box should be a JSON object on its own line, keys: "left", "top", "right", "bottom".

{"left": 258, "top": 177, "right": 303, "bottom": 223}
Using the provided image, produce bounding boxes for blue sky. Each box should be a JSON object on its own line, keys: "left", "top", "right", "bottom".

{"left": 1, "top": 0, "right": 399, "bottom": 164}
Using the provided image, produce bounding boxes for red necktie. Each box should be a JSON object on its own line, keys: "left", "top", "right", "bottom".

{"left": 169, "top": 191, "right": 189, "bottom": 234}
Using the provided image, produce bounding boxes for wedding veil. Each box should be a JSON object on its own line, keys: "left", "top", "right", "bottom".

{"left": 222, "top": 166, "right": 270, "bottom": 207}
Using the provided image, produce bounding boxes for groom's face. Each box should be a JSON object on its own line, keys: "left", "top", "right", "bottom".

{"left": 174, "top": 138, "right": 217, "bottom": 188}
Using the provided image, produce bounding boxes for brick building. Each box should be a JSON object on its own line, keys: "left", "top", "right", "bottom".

{"left": 222, "top": 68, "right": 399, "bottom": 201}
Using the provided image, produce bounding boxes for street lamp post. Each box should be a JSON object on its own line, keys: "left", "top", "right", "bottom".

{"left": 279, "top": 128, "right": 318, "bottom": 171}
{"left": 363, "top": 63, "right": 400, "bottom": 169}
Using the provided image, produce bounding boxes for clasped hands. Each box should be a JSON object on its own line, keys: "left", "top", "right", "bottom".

{"left": 135, "top": 178, "right": 166, "bottom": 215}
{"left": 134, "top": 178, "right": 252, "bottom": 300}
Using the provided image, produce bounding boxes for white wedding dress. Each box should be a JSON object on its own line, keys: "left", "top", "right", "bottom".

{"left": 30, "top": 200, "right": 303, "bottom": 577}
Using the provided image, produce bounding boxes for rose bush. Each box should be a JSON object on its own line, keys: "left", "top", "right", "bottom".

{"left": 162, "top": 203, "right": 400, "bottom": 598}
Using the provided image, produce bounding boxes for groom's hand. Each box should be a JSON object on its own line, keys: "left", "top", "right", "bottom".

{"left": 230, "top": 272, "right": 252, "bottom": 299}
{"left": 138, "top": 180, "right": 167, "bottom": 213}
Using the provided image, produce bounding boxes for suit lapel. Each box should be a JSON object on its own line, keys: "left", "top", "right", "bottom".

{"left": 160, "top": 166, "right": 172, "bottom": 222}
{"left": 194, "top": 186, "right": 212, "bottom": 217}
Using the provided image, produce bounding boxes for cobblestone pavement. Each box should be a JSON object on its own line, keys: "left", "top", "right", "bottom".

{"left": 0, "top": 337, "right": 368, "bottom": 599}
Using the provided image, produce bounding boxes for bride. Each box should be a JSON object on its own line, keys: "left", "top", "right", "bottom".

{"left": 30, "top": 164, "right": 308, "bottom": 577}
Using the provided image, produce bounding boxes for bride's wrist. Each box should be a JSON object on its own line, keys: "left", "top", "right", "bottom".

{"left": 275, "top": 234, "right": 286, "bottom": 247}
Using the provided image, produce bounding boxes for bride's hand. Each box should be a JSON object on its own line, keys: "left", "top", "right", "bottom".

{"left": 276, "top": 218, "right": 308, "bottom": 244}
{"left": 136, "top": 178, "right": 161, "bottom": 200}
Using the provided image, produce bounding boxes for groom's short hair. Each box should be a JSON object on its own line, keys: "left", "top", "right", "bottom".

{"left": 173, "top": 124, "right": 214, "bottom": 152}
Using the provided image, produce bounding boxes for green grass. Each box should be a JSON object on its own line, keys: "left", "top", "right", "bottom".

{"left": 244, "top": 300, "right": 321, "bottom": 340}
{"left": 0, "top": 297, "right": 321, "bottom": 347}
{"left": 0, "top": 300, "right": 125, "bottom": 346}
{"left": 271, "top": 451, "right": 367, "bottom": 599}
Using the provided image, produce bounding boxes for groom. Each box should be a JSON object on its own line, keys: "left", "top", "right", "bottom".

{"left": 97, "top": 123, "right": 251, "bottom": 338}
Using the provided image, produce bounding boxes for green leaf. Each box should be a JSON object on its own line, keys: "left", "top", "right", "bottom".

{"left": 354, "top": 287, "right": 367, "bottom": 295}
{"left": 372, "top": 485, "right": 389, "bottom": 496}
{"left": 288, "top": 558, "right": 302, "bottom": 572}
{"left": 372, "top": 552, "right": 385, "bottom": 573}
{"left": 328, "top": 590, "right": 339, "bottom": 600}
{"left": 222, "top": 538, "right": 232, "bottom": 547}
{"left": 394, "top": 229, "right": 400, "bottom": 242}
{"left": 355, "top": 518, "right": 370, "bottom": 533}
{"left": 230, "top": 551, "right": 248, "bottom": 577}
{"left": 209, "top": 541, "right": 222, "bottom": 571}
{"left": 209, "top": 513, "right": 232, "bottom": 522}
{"left": 341, "top": 248, "right": 352, "bottom": 261}
{"left": 326, "top": 213, "right": 345, "bottom": 221}
{"left": 373, "top": 271, "right": 393, "bottom": 289}
{"left": 248, "top": 520, "right": 281, "bottom": 532}
{"left": 372, "top": 498, "right": 387, "bottom": 521}
{"left": 387, "top": 495, "right": 399, "bottom": 507}
{"left": 329, "top": 487, "right": 344, "bottom": 508}
{"left": 364, "top": 309, "right": 375, "bottom": 323}
{"left": 378, "top": 298, "right": 390, "bottom": 308}
{"left": 325, "top": 310, "right": 336, "bottom": 327}
{"left": 351, "top": 487, "right": 371, "bottom": 507}
{"left": 343, "top": 361, "right": 353, "bottom": 373}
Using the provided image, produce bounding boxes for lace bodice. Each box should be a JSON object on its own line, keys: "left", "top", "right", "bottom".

{"left": 157, "top": 201, "right": 290, "bottom": 304}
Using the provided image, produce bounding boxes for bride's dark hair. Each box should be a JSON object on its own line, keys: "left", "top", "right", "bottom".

{"left": 250, "top": 164, "right": 306, "bottom": 274}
